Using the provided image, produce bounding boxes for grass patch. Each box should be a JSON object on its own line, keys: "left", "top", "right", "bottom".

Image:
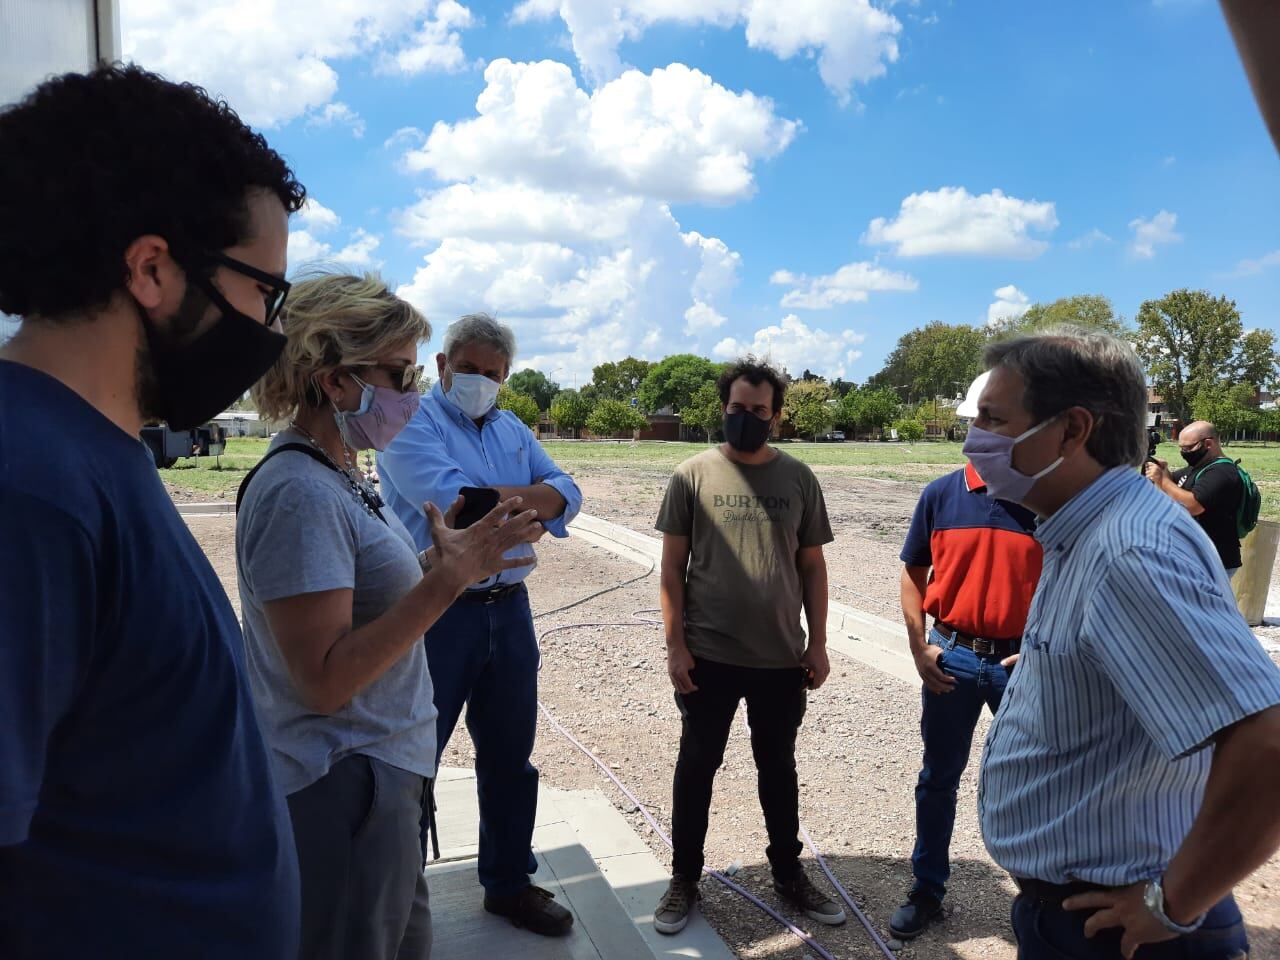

{"left": 159, "top": 436, "right": 1280, "bottom": 520}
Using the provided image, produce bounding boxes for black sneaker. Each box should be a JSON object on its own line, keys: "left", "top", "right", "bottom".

{"left": 654, "top": 874, "right": 700, "bottom": 935}
{"left": 484, "top": 884, "right": 574, "bottom": 937}
{"left": 773, "top": 868, "right": 847, "bottom": 926}
{"left": 889, "top": 891, "right": 943, "bottom": 940}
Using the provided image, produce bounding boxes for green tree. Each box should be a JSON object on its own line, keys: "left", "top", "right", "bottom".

{"left": 867, "top": 322, "right": 986, "bottom": 403}
{"left": 839, "top": 387, "right": 900, "bottom": 437}
{"left": 681, "top": 382, "right": 724, "bottom": 440}
{"left": 636, "top": 354, "right": 721, "bottom": 414}
{"left": 548, "top": 389, "right": 593, "bottom": 436}
{"left": 783, "top": 380, "right": 835, "bottom": 440}
{"left": 894, "top": 419, "right": 925, "bottom": 442}
{"left": 991, "top": 294, "right": 1128, "bottom": 338}
{"left": 497, "top": 384, "right": 540, "bottom": 429}
{"left": 830, "top": 378, "right": 857, "bottom": 398}
{"left": 507, "top": 369, "right": 561, "bottom": 410}
{"left": 586, "top": 398, "right": 648, "bottom": 437}
{"left": 590, "top": 357, "right": 655, "bottom": 402}
{"left": 1191, "top": 381, "right": 1260, "bottom": 438}
{"left": 1234, "top": 328, "right": 1280, "bottom": 393}
{"left": 1133, "top": 289, "right": 1245, "bottom": 424}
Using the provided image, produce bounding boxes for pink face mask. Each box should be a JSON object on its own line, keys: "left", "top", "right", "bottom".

{"left": 333, "top": 376, "right": 421, "bottom": 451}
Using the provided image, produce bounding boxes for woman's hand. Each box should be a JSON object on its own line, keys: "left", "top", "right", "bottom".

{"left": 425, "top": 495, "right": 543, "bottom": 593}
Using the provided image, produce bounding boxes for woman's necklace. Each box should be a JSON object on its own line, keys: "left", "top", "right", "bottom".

{"left": 289, "top": 421, "right": 384, "bottom": 520}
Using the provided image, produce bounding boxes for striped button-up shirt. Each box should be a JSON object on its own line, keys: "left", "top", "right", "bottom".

{"left": 979, "top": 466, "right": 1280, "bottom": 885}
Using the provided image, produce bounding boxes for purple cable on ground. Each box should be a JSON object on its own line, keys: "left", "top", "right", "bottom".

{"left": 536, "top": 699, "right": 841, "bottom": 960}
{"left": 801, "top": 824, "right": 898, "bottom": 959}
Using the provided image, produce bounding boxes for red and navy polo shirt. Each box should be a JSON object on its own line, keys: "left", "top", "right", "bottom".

{"left": 900, "top": 463, "right": 1043, "bottom": 639}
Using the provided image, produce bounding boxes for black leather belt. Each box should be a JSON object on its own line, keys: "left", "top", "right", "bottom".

{"left": 459, "top": 582, "right": 526, "bottom": 605}
{"left": 1013, "top": 877, "right": 1110, "bottom": 903}
{"left": 935, "top": 621, "right": 1021, "bottom": 658}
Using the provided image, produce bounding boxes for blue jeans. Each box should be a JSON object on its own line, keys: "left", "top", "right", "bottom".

{"left": 426, "top": 586, "right": 540, "bottom": 897}
{"left": 1011, "top": 892, "right": 1249, "bottom": 959}
{"left": 912, "top": 626, "right": 1010, "bottom": 901}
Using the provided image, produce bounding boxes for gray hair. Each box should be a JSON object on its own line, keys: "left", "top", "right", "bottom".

{"left": 984, "top": 325, "right": 1147, "bottom": 469}
{"left": 443, "top": 312, "right": 517, "bottom": 363}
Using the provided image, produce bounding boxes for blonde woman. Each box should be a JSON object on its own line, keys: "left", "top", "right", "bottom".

{"left": 235, "top": 272, "right": 542, "bottom": 960}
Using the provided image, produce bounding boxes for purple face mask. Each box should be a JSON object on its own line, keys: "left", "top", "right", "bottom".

{"left": 961, "top": 415, "right": 1064, "bottom": 504}
{"left": 333, "top": 376, "right": 420, "bottom": 451}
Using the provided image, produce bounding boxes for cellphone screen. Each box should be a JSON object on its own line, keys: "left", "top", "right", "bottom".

{"left": 455, "top": 486, "right": 501, "bottom": 529}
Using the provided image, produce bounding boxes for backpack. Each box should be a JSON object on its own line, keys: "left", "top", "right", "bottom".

{"left": 1193, "top": 457, "right": 1261, "bottom": 539}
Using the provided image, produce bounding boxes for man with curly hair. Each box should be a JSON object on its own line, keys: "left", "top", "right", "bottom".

{"left": 0, "top": 66, "right": 306, "bottom": 958}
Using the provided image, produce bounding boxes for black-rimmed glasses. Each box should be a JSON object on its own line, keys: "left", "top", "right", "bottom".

{"left": 212, "top": 252, "right": 291, "bottom": 326}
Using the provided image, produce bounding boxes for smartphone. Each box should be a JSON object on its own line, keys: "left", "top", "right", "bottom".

{"left": 455, "top": 486, "right": 501, "bottom": 529}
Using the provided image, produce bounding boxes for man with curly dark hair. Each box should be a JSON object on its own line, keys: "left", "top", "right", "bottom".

{"left": 652, "top": 357, "right": 845, "bottom": 935}
{"left": 0, "top": 65, "right": 306, "bottom": 958}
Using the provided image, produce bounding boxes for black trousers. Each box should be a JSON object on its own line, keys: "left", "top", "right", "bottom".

{"left": 670, "top": 657, "right": 808, "bottom": 881}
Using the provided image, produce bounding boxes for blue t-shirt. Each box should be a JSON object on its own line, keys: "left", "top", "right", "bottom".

{"left": 0, "top": 360, "right": 299, "bottom": 958}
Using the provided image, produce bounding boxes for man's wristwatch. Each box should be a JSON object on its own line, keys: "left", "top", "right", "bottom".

{"left": 1143, "top": 878, "right": 1205, "bottom": 935}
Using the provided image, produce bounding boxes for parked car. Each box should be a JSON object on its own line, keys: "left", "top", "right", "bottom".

{"left": 818, "top": 430, "right": 846, "bottom": 442}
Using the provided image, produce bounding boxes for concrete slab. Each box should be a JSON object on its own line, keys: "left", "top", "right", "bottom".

{"left": 429, "top": 767, "right": 736, "bottom": 960}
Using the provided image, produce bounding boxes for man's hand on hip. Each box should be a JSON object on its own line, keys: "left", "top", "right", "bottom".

{"left": 667, "top": 643, "right": 698, "bottom": 694}
{"left": 1064, "top": 883, "right": 1178, "bottom": 960}
{"left": 914, "top": 644, "right": 957, "bottom": 695}
{"left": 801, "top": 644, "right": 830, "bottom": 690}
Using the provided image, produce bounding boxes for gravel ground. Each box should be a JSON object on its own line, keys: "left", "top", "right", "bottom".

{"left": 186, "top": 503, "right": 1280, "bottom": 960}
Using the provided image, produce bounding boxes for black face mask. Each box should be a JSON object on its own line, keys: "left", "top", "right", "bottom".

{"left": 723, "top": 410, "right": 773, "bottom": 453}
{"left": 138, "top": 275, "right": 286, "bottom": 430}
{"left": 1181, "top": 446, "right": 1209, "bottom": 468}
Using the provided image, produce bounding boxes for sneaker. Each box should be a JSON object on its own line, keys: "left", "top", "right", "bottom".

{"left": 889, "top": 891, "right": 943, "bottom": 940}
{"left": 654, "top": 874, "right": 700, "bottom": 935}
{"left": 483, "top": 884, "right": 574, "bottom": 937}
{"left": 773, "top": 868, "right": 847, "bottom": 926}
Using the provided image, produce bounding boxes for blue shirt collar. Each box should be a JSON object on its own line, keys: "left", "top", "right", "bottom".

{"left": 431, "top": 379, "right": 501, "bottom": 428}
{"left": 1035, "top": 465, "right": 1139, "bottom": 553}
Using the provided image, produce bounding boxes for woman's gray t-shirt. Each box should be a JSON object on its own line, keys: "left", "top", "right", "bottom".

{"left": 236, "top": 431, "right": 437, "bottom": 796}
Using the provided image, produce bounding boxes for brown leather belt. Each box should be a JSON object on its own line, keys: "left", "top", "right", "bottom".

{"left": 934, "top": 621, "right": 1021, "bottom": 658}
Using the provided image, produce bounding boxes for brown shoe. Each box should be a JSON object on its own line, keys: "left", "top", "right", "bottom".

{"left": 484, "top": 884, "right": 574, "bottom": 937}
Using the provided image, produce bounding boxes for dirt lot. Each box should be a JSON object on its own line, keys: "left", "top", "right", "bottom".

{"left": 186, "top": 494, "right": 1280, "bottom": 960}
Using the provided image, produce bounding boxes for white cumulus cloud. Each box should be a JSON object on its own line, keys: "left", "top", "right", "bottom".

{"left": 1128, "top": 210, "right": 1182, "bottom": 259}
{"left": 863, "top": 187, "right": 1059, "bottom": 258}
{"left": 510, "top": 0, "right": 901, "bottom": 103}
{"left": 122, "top": 0, "right": 477, "bottom": 128}
{"left": 288, "top": 201, "right": 382, "bottom": 271}
{"left": 389, "top": 59, "right": 793, "bottom": 381}
{"left": 403, "top": 59, "right": 798, "bottom": 205}
{"left": 306, "top": 102, "right": 367, "bottom": 138}
{"left": 987, "top": 284, "right": 1031, "bottom": 326}
{"left": 1231, "top": 250, "right": 1280, "bottom": 277}
{"left": 684, "top": 301, "right": 728, "bottom": 334}
{"left": 713, "top": 314, "right": 865, "bottom": 379}
{"left": 1067, "top": 227, "right": 1113, "bottom": 250}
{"left": 771, "top": 260, "right": 918, "bottom": 309}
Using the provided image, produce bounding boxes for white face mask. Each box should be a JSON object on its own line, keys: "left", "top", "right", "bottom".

{"left": 445, "top": 367, "right": 500, "bottom": 419}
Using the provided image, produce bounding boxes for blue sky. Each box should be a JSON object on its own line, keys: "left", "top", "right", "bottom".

{"left": 111, "top": 0, "right": 1280, "bottom": 385}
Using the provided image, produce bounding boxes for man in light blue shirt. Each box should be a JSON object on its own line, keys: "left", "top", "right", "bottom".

{"left": 379, "top": 314, "right": 582, "bottom": 938}
{"left": 966, "top": 328, "right": 1280, "bottom": 960}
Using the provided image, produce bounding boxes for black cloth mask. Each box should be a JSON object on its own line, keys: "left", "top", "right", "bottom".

{"left": 139, "top": 276, "right": 286, "bottom": 430}
{"left": 724, "top": 410, "right": 772, "bottom": 453}
{"left": 1181, "top": 446, "right": 1210, "bottom": 468}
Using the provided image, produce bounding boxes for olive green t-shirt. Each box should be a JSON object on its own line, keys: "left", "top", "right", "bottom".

{"left": 655, "top": 446, "right": 833, "bottom": 669}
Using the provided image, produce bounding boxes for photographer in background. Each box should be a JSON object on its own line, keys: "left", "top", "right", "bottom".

{"left": 1145, "top": 421, "right": 1244, "bottom": 577}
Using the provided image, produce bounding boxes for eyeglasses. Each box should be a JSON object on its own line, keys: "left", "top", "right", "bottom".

{"left": 1178, "top": 441, "right": 1206, "bottom": 454}
{"left": 354, "top": 363, "right": 423, "bottom": 392}
{"left": 212, "top": 252, "right": 291, "bottom": 326}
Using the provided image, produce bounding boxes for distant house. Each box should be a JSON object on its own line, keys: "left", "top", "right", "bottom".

{"left": 212, "top": 409, "right": 284, "bottom": 438}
